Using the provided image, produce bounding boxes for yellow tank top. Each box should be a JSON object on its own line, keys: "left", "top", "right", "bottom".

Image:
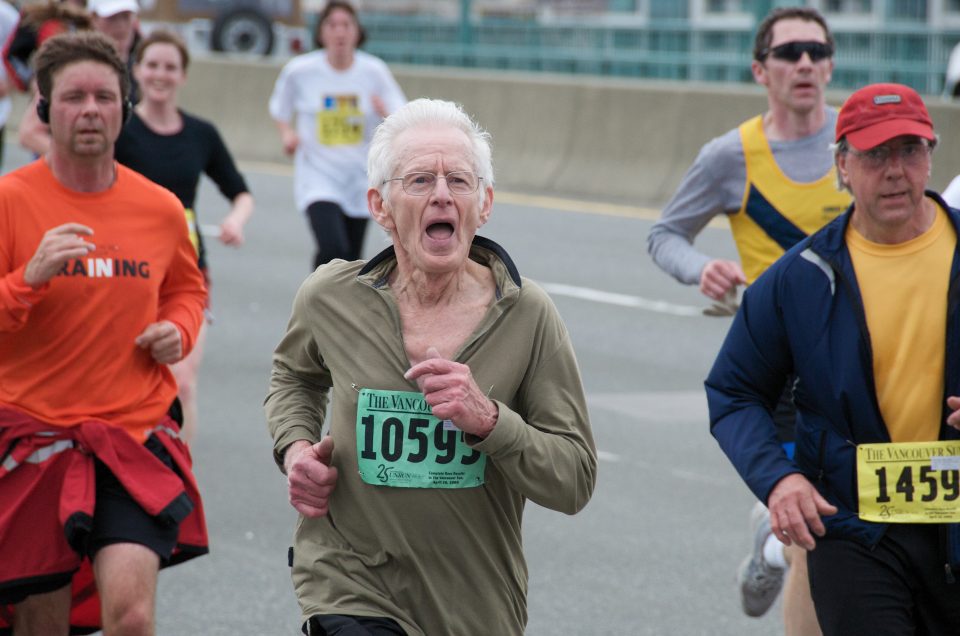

{"left": 729, "top": 115, "right": 851, "bottom": 283}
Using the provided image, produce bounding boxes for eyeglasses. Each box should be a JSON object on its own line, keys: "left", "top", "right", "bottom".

{"left": 848, "top": 141, "right": 931, "bottom": 170}
{"left": 383, "top": 171, "right": 482, "bottom": 196}
{"left": 759, "top": 40, "right": 833, "bottom": 63}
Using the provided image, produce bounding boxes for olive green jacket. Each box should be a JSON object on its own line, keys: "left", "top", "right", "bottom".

{"left": 265, "top": 237, "right": 597, "bottom": 636}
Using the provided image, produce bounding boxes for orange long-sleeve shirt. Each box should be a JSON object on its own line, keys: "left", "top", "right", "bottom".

{"left": 0, "top": 160, "right": 206, "bottom": 441}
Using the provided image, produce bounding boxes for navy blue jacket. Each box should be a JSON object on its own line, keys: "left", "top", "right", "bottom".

{"left": 706, "top": 191, "right": 960, "bottom": 567}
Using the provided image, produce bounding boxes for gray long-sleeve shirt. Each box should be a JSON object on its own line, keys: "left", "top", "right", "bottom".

{"left": 647, "top": 109, "right": 839, "bottom": 284}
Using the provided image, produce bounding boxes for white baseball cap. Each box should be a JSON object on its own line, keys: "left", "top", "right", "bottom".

{"left": 89, "top": 0, "right": 139, "bottom": 17}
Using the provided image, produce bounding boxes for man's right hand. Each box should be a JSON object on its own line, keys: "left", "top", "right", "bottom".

{"left": 23, "top": 223, "right": 95, "bottom": 288}
{"left": 284, "top": 437, "right": 338, "bottom": 518}
{"left": 699, "top": 259, "right": 747, "bottom": 301}
{"left": 767, "top": 473, "right": 838, "bottom": 551}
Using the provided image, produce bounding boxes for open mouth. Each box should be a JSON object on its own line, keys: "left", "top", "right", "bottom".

{"left": 425, "top": 222, "right": 454, "bottom": 240}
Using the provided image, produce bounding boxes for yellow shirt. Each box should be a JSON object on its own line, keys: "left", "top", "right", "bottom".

{"left": 847, "top": 205, "right": 955, "bottom": 442}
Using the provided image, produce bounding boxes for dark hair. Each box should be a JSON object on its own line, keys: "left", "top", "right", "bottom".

{"left": 22, "top": 1, "right": 92, "bottom": 31}
{"left": 34, "top": 31, "right": 129, "bottom": 102}
{"left": 313, "top": 1, "right": 366, "bottom": 50}
{"left": 135, "top": 29, "right": 190, "bottom": 70}
{"left": 753, "top": 7, "right": 833, "bottom": 62}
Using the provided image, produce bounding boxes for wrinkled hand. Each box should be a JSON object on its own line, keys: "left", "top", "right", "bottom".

{"left": 947, "top": 396, "right": 960, "bottom": 430}
{"left": 24, "top": 223, "right": 95, "bottom": 288}
{"left": 404, "top": 347, "right": 498, "bottom": 439}
{"left": 284, "top": 438, "right": 338, "bottom": 518}
{"left": 699, "top": 259, "right": 746, "bottom": 301}
{"left": 767, "top": 473, "right": 838, "bottom": 551}
{"left": 134, "top": 321, "right": 183, "bottom": 364}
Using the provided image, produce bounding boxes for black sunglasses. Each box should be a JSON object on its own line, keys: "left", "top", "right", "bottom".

{"left": 759, "top": 40, "right": 834, "bottom": 63}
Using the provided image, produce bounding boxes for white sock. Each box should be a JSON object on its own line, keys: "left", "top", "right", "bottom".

{"left": 762, "top": 533, "right": 788, "bottom": 569}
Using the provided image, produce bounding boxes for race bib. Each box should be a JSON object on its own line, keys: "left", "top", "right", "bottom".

{"left": 184, "top": 208, "right": 199, "bottom": 255}
{"left": 317, "top": 94, "right": 363, "bottom": 146}
{"left": 356, "top": 388, "right": 486, "bottom": 489}
{"left": 857, "top": 441, "right": 960, "bottom": 523}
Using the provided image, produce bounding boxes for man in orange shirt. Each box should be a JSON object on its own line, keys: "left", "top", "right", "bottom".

{"left": 0, "top": 32, "right": 207, "bottom": 635}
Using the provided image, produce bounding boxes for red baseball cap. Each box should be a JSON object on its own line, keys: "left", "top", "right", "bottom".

{"left": 835, "top": 83, "right": 934, "bottom": 150}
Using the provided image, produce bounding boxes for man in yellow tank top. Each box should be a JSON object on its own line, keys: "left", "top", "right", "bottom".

{"left": 648, "top": 8, "right": 848, "bottom": 634}
{"left": 708, "top": 82, "right": 960, "bottom": 636}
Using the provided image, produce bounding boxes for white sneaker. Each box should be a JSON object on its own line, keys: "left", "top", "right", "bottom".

{"left": 737, "top": 502, "right": 785, "bottom": 617}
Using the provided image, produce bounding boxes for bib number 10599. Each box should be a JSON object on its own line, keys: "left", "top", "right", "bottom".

{"left": 358, "top": 414, "right": 482, "bottom": 466}
{"left": 355, "top": 388, "right": 486, "bottom": 489}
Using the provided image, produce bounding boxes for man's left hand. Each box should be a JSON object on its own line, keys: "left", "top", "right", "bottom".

{"left": 404, "top": 347, "right": 498, "bottom": 439}
{"left": 135, "top": 321, "right": 183, "bottom": 364}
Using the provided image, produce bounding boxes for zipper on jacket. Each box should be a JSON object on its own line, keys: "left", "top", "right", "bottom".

{"left": 826, "top": 251, "right": 890, "bottom": 441}
{"left": 816, "top": 430, "right": 827, "bottom": 483}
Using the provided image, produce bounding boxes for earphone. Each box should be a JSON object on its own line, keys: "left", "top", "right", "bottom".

{"left": 36, "top": 97, "right": 132, "bottom": 125}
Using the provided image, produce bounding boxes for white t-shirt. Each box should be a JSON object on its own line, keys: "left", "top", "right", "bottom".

{"left": 269, "top": 50, "right": 407, "bottom": 217}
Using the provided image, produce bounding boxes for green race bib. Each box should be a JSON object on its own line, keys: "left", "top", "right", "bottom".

{"left": 356, "top": 388, "right": 486, "bottom": 489}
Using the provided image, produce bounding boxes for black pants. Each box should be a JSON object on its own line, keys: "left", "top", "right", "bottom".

{"left": 306, "top": 201, "right": 369, "bottom": 269}
{"left": 808, "top": 524, "right": 960, "bottom": 635}
{"left": 304, "top": 614, "right": 406, "bottom": 636}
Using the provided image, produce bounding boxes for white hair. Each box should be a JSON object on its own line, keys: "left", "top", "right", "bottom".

{"left": 367, "top": 98, "right": 494, "bottom": 203}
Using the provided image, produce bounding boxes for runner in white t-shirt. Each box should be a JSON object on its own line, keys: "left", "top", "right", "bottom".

{"left": 269, "top": 0, "right": 406, "bottom": 269}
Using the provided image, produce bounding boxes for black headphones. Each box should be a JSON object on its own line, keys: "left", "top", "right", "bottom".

{"left": 36, "top": 97, "right": 132, "bottom": 125}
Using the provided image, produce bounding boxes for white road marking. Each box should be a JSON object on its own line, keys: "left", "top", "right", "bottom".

{"left": 539, "top": 282, "right": 703, "bottom": 317}
{"left": 597, "top": 450, "right": 621, "bottom": 462}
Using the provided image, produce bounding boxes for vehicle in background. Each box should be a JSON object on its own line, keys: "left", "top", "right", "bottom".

{"left": 139, "top": 0, "right": 308, "bottom": 56}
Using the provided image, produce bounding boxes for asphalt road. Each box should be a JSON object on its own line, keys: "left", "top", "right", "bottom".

{"left": 3, "top": 146, "right": 782, "bottom": 635}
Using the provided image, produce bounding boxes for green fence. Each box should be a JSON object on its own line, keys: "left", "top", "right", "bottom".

{"left": 359, "top": 14, "right": 960, "bottom": 95}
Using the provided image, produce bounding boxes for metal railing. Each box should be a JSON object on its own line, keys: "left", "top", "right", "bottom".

{"left": 358, "top": 14, "right": 960, "bottom": 95}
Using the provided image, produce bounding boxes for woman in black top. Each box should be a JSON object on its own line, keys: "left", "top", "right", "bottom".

{"left": 115, "top": 29, "right": 254, "bottom": 444}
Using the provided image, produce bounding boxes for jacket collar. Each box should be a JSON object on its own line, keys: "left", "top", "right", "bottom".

{"left": 810, "top": 189, "right": 960, "bottom": 262}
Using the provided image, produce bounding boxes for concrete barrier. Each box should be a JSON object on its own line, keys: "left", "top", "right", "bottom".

{"left": 11, "top": 55, "right": 960, "bottom": 206}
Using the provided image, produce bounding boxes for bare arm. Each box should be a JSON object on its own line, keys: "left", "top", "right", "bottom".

{"left": 218, "top": 192, "right": 254, "bottom": 247}
{"left": 275, "top": 120, "right": 299, "bottom": 157}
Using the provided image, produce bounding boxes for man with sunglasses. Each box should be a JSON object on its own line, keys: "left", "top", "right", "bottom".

{"left": 707, "top": 82, "right": 960, "bottom": 635}
{"left": 648, "top": 6, "right": 848, "bottom": 634}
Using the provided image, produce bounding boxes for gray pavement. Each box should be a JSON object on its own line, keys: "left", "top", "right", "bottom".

{"left": 3, "top": 146, "right": 782, "bottom": 634}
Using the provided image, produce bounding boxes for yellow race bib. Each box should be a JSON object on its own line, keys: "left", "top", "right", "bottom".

{"left": 317, "top": 94, "right": 363, "bottom": 146}
{"left": 857, "top": 441, "right": 960, "bottom": 523}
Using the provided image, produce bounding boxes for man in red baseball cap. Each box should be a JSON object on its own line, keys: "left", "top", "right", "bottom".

{"left": 834, "top": 82, "right": 938, "bottom": 244}
{"left": 707, "top": 80, "right": 960, "bottom": 636}
{"left": 836, "top": 82, "right": 935, "bottom": 149}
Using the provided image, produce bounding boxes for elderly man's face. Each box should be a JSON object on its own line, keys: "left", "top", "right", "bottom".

{"left": 370, "top": 125, "right": 493, "bottom": 275}
{"left": 838, "top": 134, "right": 933, "bottom": 242}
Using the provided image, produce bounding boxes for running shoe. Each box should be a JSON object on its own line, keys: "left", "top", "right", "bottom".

{"left": 737, "top": 501, "right": 785, "bottom": 617}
